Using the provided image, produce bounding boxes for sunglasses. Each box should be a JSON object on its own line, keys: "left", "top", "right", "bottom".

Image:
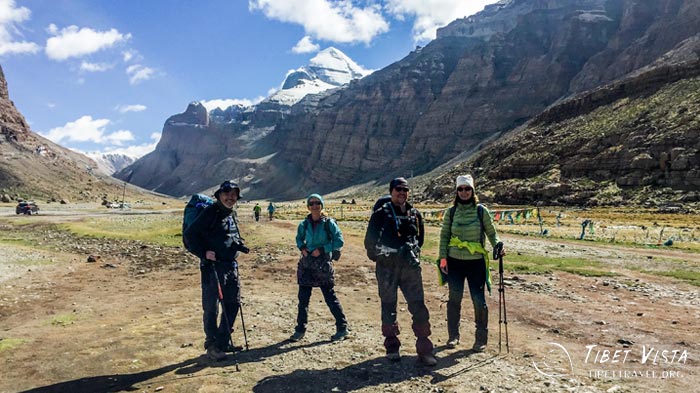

{"left": 457, "top": 187, "right": 473, "bottom": 192}
{"left": 394, "top": 187, "right": 410, "bottom": 192}
{"left": 308, "top": 201, "right": 322, "bottom": 206}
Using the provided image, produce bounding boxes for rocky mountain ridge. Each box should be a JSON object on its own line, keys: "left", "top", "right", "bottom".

{"left": 0, "top": 65, "right": 166, "bottom": 203}
{"left": 119, "top": 0, "right": 700, "bottom": 204}
{"left": 423, "top": 56, "right": 700, "bottom": 207}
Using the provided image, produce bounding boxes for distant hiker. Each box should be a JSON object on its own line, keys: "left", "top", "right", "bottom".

{"left": 580, "top": 219, "right": 591, "bottom": 240}
{"left": 183, "top": 180, "right": 249, "bottom": 361}
{"left": 267, "top": 202, "right": 275, "bottom": 221}
{"left": 290, "top": 193, "right": 348, "bottom": 342}
{"left": 438, "top": 174, "right": 504, "bottom": 352}
{"left": 253, "top": 203, "right": 262, "bottom": 222}
{"left": 364, "top": 177, "right": 437, "bottom": 366}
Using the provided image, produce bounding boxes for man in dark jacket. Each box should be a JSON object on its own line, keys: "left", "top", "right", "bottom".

{"left": 184, "top": 180, "right": 248, "bottom": 361}
{"left": 364, "top": 177, "right": 437, "bottom": 366}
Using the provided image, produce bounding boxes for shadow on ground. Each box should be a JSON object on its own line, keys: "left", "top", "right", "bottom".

{"left": 253, "top": 345, "right": 501, "bottom": 393}
{"left": 23, "top": 340, "right": 501, "bottom": 393}
{"left": 22, "top": 339, "right": 328, "bottom": 393}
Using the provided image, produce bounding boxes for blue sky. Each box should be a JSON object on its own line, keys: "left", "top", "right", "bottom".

{"left": 1, "top": 0, "right": 496, "bottom": 157}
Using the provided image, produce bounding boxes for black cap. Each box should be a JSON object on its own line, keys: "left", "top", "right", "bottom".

{"left": 214, "top": 180, "right": 242, "bottom": 199}
{"left": 389, "top": 177, "right": 409, "bottom": 191}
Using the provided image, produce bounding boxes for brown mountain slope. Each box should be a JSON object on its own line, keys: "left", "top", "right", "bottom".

{"left": 118, "top": 0, "right": 700, "bottom": 201}
{"left": 423, "top": 58, "right": 700, "bottom": 207}
{"left": 0, "top": 65, "right": 169, "bottom": 204}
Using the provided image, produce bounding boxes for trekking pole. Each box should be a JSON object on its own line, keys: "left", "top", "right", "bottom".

{"left": 234, "top": 262, "right": 250, "bottom": 351}
{"left": 494, "top": 242, "right": 509, "bottom": 354}
{"left": 211, "top": 264, "right": 240, "bottom": 371}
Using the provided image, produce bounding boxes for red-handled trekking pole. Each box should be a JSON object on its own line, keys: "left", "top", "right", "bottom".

{"left": 494, "top": 242, "right": 509, "bottom": 353}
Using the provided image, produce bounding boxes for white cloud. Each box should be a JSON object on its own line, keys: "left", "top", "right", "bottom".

{"left": 0, "top": 0, "right": 40, "bottom": 55}
{"left": 42, "top": 115, "right": 110, "bottom": 144}
{"left": 41, "top": 115, "right": 134, "bottom": 146}
{"left": 385, "top": 0, "right": 498, "bottom": 42}
{"left": 115, "top": 104, "right": 147, "bottom": 113}
{"left": 90, "top": 132, "right": 161, "bottom": 158}
{"left": 45, "top": 24, "right": 131, "bottom": 60}
{"left": 200, "top": 97, "right": 264, "bottom": 111}
{"left": 249, "top": 0, "right": 389, "bottom": 45}
{"left": 126, "top": 64, "right": 155, "bottom": 84}
{"left": 80, "top": 61, "right": 113, "bottom": 72}
{"left": 292, "top": 36, "right": 320, "bottom": 54}
{"left": 122, "top": 49, "right": 134, "bottom": 62}
{"left": 104, "top": 129, "right": 134, "bottom": 145}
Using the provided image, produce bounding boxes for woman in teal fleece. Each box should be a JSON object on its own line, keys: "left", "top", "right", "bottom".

{"left": 290, "top": 193, "right": 348, "bottom": 342}
{"left": 438, "top": 175, "right": 505, "bottom": 352}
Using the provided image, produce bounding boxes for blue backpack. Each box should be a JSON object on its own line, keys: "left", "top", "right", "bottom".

{"left": 182, "top": 193, "right": 214, "bottom": 252}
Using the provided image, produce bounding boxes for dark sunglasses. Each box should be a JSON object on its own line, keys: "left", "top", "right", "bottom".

{"left": 394, "top": 187, "right": 410, "bottom": 192}
{"left": 308, "top": 201, "right": 322, "bottom": 206}
{"left": 457, "top": 186, "right": 473, "bottom": 192}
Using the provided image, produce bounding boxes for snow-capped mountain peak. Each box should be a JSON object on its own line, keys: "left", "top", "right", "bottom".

{"left": 267, "top": 47, "right": 372, "bottom": 106}
{"left": 307, "top": 47, "right": 370, "bottom": 86}
{"left": 87, "top": 152, "right": 137, "bottom": 175}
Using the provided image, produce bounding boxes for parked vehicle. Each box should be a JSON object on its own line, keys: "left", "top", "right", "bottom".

{"left": 16, "top": 201, "right": 39, "bottom": 215}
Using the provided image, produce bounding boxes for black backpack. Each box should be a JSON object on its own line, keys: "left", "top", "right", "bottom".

{"left": 372, "top": 195, "right": 392, "bottom": 213}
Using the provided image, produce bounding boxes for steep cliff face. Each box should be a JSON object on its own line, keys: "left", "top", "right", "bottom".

{"left": 120, "top": 0, "right": 700, "bottom": 201}
{"left": 261, "top": 0, "right": 700, "bottom": 199}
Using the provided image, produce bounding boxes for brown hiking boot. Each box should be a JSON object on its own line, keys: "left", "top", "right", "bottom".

{"left": 206, "top": 346, "right": 227, "bottom": 361}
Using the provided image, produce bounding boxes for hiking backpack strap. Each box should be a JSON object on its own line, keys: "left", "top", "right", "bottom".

{"left": 324, "top": 218, "right": 334, "bottom": 241}
{"left": 302, "top": 215, "right": 334, "bottom": 241}
{"left": 477, "top": 204, "right": 485, "bottom": 246}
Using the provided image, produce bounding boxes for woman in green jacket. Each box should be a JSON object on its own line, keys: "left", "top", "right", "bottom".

{"left": 438, "top": 175, "right": 505, "bottom": 352}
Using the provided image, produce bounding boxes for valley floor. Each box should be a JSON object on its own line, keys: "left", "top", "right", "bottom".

{"left": 0, "top": 212, "right": 698, "bottom": 393}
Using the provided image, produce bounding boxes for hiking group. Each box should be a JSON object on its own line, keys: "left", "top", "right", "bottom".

{"left": 183, "top": 175, "right": 505, "bottom": 365}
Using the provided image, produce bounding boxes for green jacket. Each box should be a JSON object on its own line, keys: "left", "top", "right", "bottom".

{"left": 438, "top": 203, "right": 500, "bottom": 260}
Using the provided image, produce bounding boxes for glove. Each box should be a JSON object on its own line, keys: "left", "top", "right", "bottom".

{"left": 237, "top": 242, "right": 250, "bottom": 254}
{"left": 331, "top": 249, "right": 341, "bottom": 261}
{"left": 366, "top": 249, "right": 377, "bottom": 261}
{"left": 439, "top": 258, "right": 448, "bottom": 274}
{"left": 493, "top": 242, "right": 504, "bottom": 259}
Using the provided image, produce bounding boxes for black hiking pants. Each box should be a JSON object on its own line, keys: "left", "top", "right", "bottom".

{"left": 446, "top": 256, "right": 488, "bottom": 339}
{"left": 200, "top": 261, "right": 240, "bottom": 349}
{"left": 294, "top": 284, "right": 347, "bottom": 333}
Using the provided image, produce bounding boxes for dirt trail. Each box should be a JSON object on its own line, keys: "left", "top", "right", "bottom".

{"left": 0, "top": 218, "right": 698, "bottom": 393}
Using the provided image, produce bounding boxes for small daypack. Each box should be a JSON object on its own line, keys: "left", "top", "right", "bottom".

{"left": 182, "top": 193, "right": 214, "bottom": 252}
{"left": 302, "top": 215, "right": 334, "bottom": 241}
